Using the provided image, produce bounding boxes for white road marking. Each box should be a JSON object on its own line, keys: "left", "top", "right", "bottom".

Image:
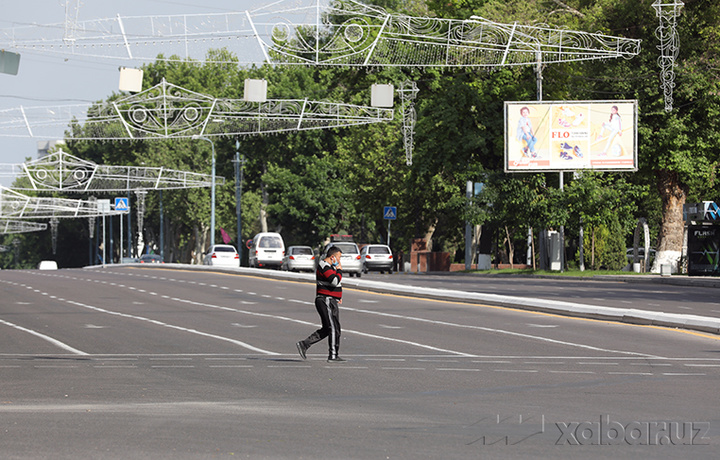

{"left": 382, "top": 367, "right": 425, "bottom": 370}
{"left": 0, "top": 318, "right": 88, "bottom": 355}
{"left": 549, "top": 370, "right": 595, "bottom": 374}
{"left": 346, "top": 307, "right": 658, "bottom": 357}
{"left": 493, "top": 369, "right": 538, "bottom": 373}
{"left": 438, "top": 368, "right": 480, "bottom": 372}
{"left": 62, "top": 298, "right": 279, "bottom": 355}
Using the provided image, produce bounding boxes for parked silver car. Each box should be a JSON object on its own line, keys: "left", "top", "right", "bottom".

{"left": 361, "top": 244, "right": 393, "bottom": 273}
{"left": 282, "top": 246, "right": 316, "bottom": 272}
{"left": 322, "top": 242, "right": 362, "bottom": 277}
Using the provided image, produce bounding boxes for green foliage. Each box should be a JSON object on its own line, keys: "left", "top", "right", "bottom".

{"left": 264, "top": 154, "right": 352, "bottom": 247}
{"left": 9, "top": 0, "right": 720, "bottom": 271}
{"left": 582, "top": 213, "right": 627, "bottom": 270}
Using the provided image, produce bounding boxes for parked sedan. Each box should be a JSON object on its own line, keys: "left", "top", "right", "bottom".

{"left": 203, "top": 244, "right": 240, "bottom": 267}
{"left": 361, "top": 244, "right": 393, "bottom": 273}
{"left": 139, "top": 254, "right": 164, "bottom": 264}
{"left": 322, "top": 242, "right": 362, "bottom": 277}
{"left": 282, "top": 246, "right": 316, "bottom": 272}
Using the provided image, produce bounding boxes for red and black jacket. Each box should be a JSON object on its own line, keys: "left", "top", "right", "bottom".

{"left": 316, "top": 259, "right": 342, "bottom": 299}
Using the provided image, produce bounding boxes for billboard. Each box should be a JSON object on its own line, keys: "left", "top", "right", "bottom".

{"left": 505, "top": 100, "right": 637, "bottom": 172}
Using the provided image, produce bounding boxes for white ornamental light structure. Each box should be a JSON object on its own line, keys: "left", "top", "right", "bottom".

{"left": 0, "top": 186, "right": 125, "bottom": 220}
{"left": 0, "top": 79, "right": 394, "bottom": 141}
{"left": 1, "top": 149, "right": 222, "bottom": 192}
{"left": 0, "top": 148, "right": 225, "bottom": 257}
{"left": 0, "top": 219, "right": 47, "bottom": 234}
{"left": 398, "top": 80, "right": 419, "bottom": 166}
{"left": 0, "top": 0, "right": 641, "bottom": 68}
{"left": 652, "top": 0, "right": 684, "bottom": 112}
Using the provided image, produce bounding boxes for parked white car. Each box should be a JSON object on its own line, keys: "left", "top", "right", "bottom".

{"left": 203, "top": 244, "right": 240, "bottom": 267}
{"left": 282, "top": 246, "right": 316, "bottom": 272}
{"left": 361, "top": 244, "right": 393, "bottom": 273}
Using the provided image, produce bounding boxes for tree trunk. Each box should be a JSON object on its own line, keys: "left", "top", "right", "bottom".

{"left": 531, "top": 229, "right": 536, "bottom": 270}
{"left": 193, "top": 223, "right": 208, "bottom": 265}
{"left": 505, "top": 225, "right": 514, "bottom": 269}
{"left": 652, "top": 170, "right": 687, "bottom": 273}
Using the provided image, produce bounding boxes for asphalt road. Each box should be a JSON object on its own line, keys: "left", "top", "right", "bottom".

{"left": 0, "top": 266, "right": 718, "bottom": 459}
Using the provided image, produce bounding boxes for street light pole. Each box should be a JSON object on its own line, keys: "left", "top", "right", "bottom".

{"left": 193, "top": 136, "right": 216, "bottom": 247}
{"left": 234, "top": 140, "right": 244, "bottom": 265}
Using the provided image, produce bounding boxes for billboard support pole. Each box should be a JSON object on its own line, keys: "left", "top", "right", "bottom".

{"left": 536, "top": 48, "right": 566, "bottom": 273}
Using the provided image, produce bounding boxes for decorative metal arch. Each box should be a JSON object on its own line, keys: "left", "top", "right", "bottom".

{"left": 0, "top": 219, "right": 48, "bottom": 234}
{"left": 652, "top": 0, "right": 684, "bottom": 112}
{"left": 4, "top": 149, "right": 223, "bottom": 193}
{"left": 261, "top": 2, "right": 641, "bottom": 67}
{"left": 0, "top": 186, "right": 126, "bottom": 219}
{"left": 398, "top": 80, "right": 418, "bottom": 166}
{"left": 0, "top": 79, "right": 394, "bottom": 140}
{"left": 0, "top": 0, "right": 641, "bottom": 68}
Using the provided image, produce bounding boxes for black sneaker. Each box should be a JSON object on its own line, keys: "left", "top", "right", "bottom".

{"left": 296, "top": 342, "right": 307, "bottom": 360}
{"left": 327, "top": 356, "right": 346, "bottom": 363}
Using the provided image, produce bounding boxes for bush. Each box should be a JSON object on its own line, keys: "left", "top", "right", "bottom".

{"left": 583, "top": 214, "right": 627, "bottom": 270}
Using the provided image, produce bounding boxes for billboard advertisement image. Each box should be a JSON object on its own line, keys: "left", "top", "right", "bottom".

{"left": 505, "top": 100, "right": 637, "bottom": 172}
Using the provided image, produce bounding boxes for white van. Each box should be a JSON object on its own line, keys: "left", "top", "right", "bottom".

{"left": 248, "top": 232, "right": 285, "bottom": 268}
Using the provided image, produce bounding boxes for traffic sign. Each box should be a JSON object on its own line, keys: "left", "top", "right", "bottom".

{"left": 383, "top": 206, "right": 397, "bottom": 220}
{"left": 115, "top": 197, "right": 129, "bottom": 212}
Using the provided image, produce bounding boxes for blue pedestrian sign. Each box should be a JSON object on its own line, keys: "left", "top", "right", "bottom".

{"left": 383, "top": 206, "right": 397, "bottom": 220}
{"left": 114, "top": 197, "right": 129, "bottom": 212}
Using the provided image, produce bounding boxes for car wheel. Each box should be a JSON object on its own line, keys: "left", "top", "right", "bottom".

{"left": 356, "top": 271, "right": 362, "bottom": 278}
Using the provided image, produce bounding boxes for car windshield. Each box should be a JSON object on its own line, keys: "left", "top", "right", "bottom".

{"left": 332, "top": 243, "right": 358, "bottom": 254}
{"left": 214, "top": 246, "right": 236, "bottom": 252}
{"left": 293, "top": 247, "right": 313, "bottom": 255}
{"left": 260, "top": 237, "right": 283, "bottom": 248}
{"left": 368, "top": 246, "right": 391, "bottom": 254}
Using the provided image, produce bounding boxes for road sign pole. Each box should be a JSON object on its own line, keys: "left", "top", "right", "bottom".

{"left": 383, "top": 206, "right": 396, "bottom": 247}
{"left": 120, "top": 211, "right": 124, "bottom": 261}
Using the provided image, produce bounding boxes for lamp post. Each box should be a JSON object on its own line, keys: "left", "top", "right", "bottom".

{"left": 193, "top": 135, "right": 216, "bottom": 247}
{"left": 234, "top": 140, "right": 245, "bottom": 265}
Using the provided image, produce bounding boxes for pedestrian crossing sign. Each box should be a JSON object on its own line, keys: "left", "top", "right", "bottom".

{"left": 383, "top": 206, "right": 397, "bottom": 220}
{"left": 115, "top": 197, "right": 129, "bottom": 212}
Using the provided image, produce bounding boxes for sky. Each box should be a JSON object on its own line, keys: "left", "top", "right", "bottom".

{"left": 0, "top": 0, "right": 283, "bottom": 186}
